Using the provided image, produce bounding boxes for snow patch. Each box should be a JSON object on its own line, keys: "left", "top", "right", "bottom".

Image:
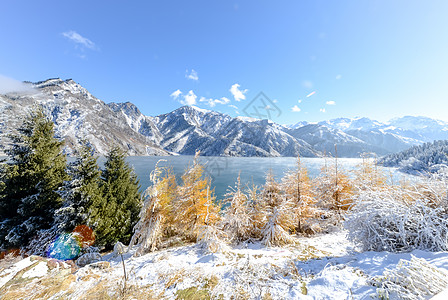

{"left": 22, "top": 261, "right": 49, "bottom": 278}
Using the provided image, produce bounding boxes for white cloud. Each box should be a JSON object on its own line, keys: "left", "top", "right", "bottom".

{"left": 229, "top": 83, "right": 248, "bottom": 102}
{"left": 170, "top": 89, "right": 182, "bottom": 99}
{"left": 326, "top": 101, "right": 336, "bottom": 105}
{"left": 185, "top": 69, "right": 199, "bottom": 81}
{"left": 291, "top": 105, "right": 301, "bottom": 112}
{"left": 320, "top": 108, "right": 326, "bottom": 113}
{"left": 0, "top": 74, "right": 34, "bottom": 94}
{"left": 218, "top": 97, "right": 230, "bottom": 105}
{"left": 273, "top": 99, "right": 278, "bottom": 103}
{"left": 170, "top": 89, "right": 197, "bottom": 105}
{"left": 62, "top": 31, "right": 97, "bottom": 50}
{"left": 199, "top": 96, "right": 230, "bottom": 107}
{"left": 336, "top": 74, "right": 342, "bottom": 80}
{"left": 182, "top": 90, "right": 197, "bottom": 105}
{"left": 298, "top": 99, "right": 302, "bottom": 103}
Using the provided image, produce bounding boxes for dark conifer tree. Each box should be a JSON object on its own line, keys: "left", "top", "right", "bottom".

{"left": 90, "top": 146, "right": 141, "bottom": 249}
{"left": 0, "top": 108, "right": 68, "bottom": 249}
{"left": 56, "top": 140, "right": 103, "bottom": 232}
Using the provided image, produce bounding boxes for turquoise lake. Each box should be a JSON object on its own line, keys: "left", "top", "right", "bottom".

{"left": 115, "top": 156, "right": 406, "bottom": 201}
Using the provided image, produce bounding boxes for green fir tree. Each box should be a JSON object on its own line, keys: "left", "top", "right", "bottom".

{"left": 56, "top": 140, "right": 103, "bottom": 232}
{"left": 0, "top": 108, "right": 68, "bottom": 249}
{"left": 89, "top": 146, "right": 142, "bottom": 249}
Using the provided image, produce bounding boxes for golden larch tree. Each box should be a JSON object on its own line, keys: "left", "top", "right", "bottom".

{"left": 175, "top": 152, "right": 220, "bottom": 241}
{"left": 281, "top": 154, "right": 317, "bottom": 233}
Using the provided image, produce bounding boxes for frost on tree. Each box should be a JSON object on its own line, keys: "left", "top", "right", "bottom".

{"left": 129, "top": 160, "right": 177, "bottom": 256}
{"left": 222, "top": 174, "right": 252, "bottom": 244}
{"left": 280, "top": 154, "right": 318, "bottom": 234}
{"left": 130, "top": 153, "right": 222, "bottom": 255}
{"left": 0, "top": 107, "right": 68, "bottom": 250}
{"left": 345, "top": 174, "right": 448, "bottom": 252}
{"left": 313, "top": 156, "right": 353, "bottom": 213}
{"left": 381, "top": 140, "right": 448, "bottom": 175}
{"left": 352, "top": 153, "right": 388, "bottom": 192}
{"left": 174, "top": 152, "right": 220, "bottom": 242}
{"left": 372, "top": 255, "right": 448, "bottom": 299}
{"left": 259, "top": 171, "right": 296, "bottom": 247}
{"left": 197, "top": 194, "right": 228, "bottom": 253}
{"left": 56, "top": 140, "right": 103, "bottom": 232}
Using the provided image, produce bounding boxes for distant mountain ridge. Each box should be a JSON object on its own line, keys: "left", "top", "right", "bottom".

{"left": 288, "top": 116, "right": 448, "bottom": 156}
{"left": 108, "top": 102, "right": 317, "bottom": 157}
{"left": 0, "top": 78, "right": 317, "bottom": 157}
{"left": 1, "top": 78, "right": 446, "bottom": 157}
{"left": 0, "top": 78, "right": 170, "bottom": 156}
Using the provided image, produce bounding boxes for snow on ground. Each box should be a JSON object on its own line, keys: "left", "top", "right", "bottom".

{"left": 0, "top": 256, "right": 35, "bottom": 288}
{"left": 21, "top": 261, "right": 49, "bottom": 279}
{"left": 2, "top": 230, "right": 448, "bottom": 299}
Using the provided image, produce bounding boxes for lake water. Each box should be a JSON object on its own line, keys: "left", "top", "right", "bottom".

{"left": 117, "top": 156, "right": 406, "bottom": 201}
{"left": 1, "top": 155, "right": 408, "bottom": 201}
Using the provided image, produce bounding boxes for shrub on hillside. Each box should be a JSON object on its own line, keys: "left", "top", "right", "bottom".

{"left": 344, "top": 177, "right": 448, "bottom": 252}
{"left": 372, "top": 255, "right": 448, "bottom": 299}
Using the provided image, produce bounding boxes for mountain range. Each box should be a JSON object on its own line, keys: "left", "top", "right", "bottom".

{"left": 1, "top": 78, "right": 447, "bottom": 158}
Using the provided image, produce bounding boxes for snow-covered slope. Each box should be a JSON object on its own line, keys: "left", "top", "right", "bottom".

{"left": 112, "top": 104, "right": 319, "bottom": 157}
{"left": 0, "top": 79, "right": 318, "bottom": 157}
{"left": 2, "top": 230, "right": 448, "bottom": 299}
{"left": 3, "top": 78, "right": 445, "bottom": 157}
{"left": 287, "top": 124, "right": 387, "bottom": 157}
{"left": 0, "top": 79, "right": 170, "bottom": 156}
{"left": 380, "top": 139, "right": 448, "bottom": 175}
{"left": 388, "top": 116, "right": 448, "bottom": 142}
{"left": 289, "top": 115, "right": 448, "bottom": 157}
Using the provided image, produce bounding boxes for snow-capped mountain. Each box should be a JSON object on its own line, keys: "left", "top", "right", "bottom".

{"left": 388, "top": 116, "right": 448, "bottom": 142}
{"left": 318, "top": 117, "right": 384, "bottom": 132}
{"left": 0, "top": 79, "right": 170, "bottom": 156}
{"left": 110, "top": 103, "right": 318, "bottom": 157}
{"left": 289, "top": 116, "right": 447, "bottom": 157}
{"left": 294, "top": 116, "right": 448, "bottom": 141}
{"left": 286, "top": 124, "right": 386, "bottom": 157}
{"left": 0, "top": 79, "right": 318, "bottom": 157}
{"left": 1, "top": 78, "right": 446, "bottom": 158}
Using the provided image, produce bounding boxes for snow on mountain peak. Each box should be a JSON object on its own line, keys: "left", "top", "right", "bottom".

{"left": 236, "top": 116, "right": 258, "bottom": 122}
{"left": 3, "top": 78, "right": 448, "bottom": 158}
{"left": 190, "top": 105, "right": 211, "bottom": 113}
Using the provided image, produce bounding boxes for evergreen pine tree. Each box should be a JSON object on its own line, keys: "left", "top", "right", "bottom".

{"left": 56, "top": 140, "right": 103, "bottom": 232}
{"left": 0, "top": 108, "right": 68, "bottom": 249}
{"left": 89, "top": 146, "right": 141, "bottom": 249}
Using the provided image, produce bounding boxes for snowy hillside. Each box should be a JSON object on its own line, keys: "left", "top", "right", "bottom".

{"left": 380, "top": 140, "right": 448, "bottom": 175}
{"left": 0, "top": 79, "right": 170, "bottom": 156}
{"left": 287, "top": 124, "right": 385, "bottom": 157}
{"left": 289, "top": 116, "right": 448, "bottom": 157}
{"left": 2, "top": 229, "right": 448, "bottom": 299}
{"left": 2, "top": 78, "right": 446, "bottom": 157}
{"left": 0, "top": 79, "right": 317, "bottom": 157}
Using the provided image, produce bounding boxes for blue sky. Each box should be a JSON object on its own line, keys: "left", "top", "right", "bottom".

{"left": 1, "top": 0, "right": 448, "bottom": 124}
